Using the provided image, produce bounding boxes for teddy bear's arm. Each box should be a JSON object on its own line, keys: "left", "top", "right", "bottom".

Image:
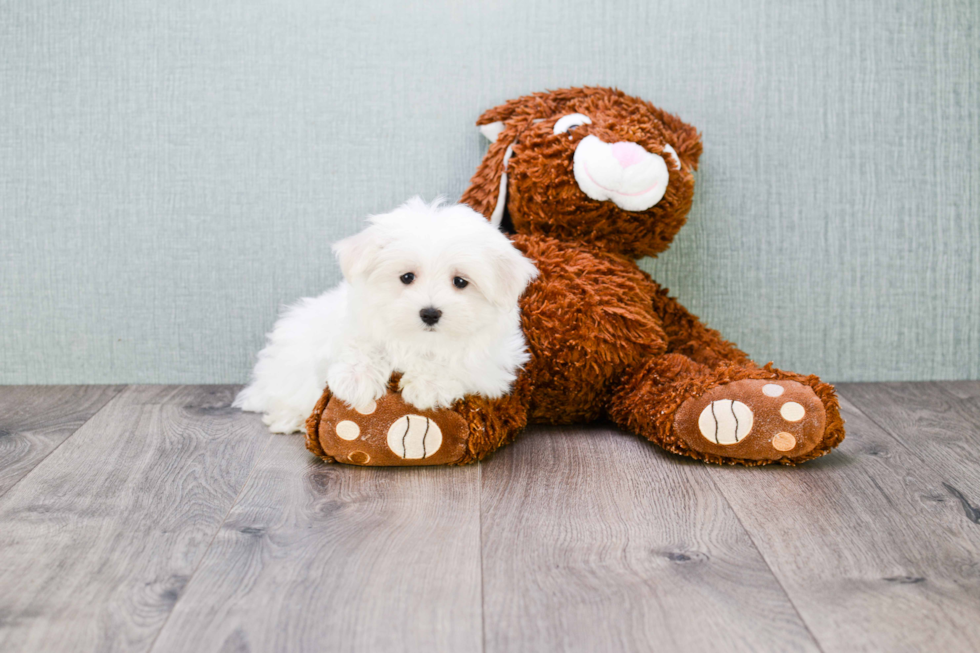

{"left": 648, "top": 284, "right": 754, "bottom": 369}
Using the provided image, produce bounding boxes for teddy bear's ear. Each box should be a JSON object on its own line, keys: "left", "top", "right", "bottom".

{"left": 479, "top": 121, "right": 506, "bottom": 143}
{"left": 461, "top": 92, "right": 564, "bottom": 227}
{"left": 461, "top": 122, "right": 518, "bottom": 228}
{"left": 647, "top": 102, "right": 703, "bottom": 171}
{"left": 680, "top": 135, "right": 703, "bottom": 170}
{"left": 486, "top": 143, "right": 514, "bottom": 228}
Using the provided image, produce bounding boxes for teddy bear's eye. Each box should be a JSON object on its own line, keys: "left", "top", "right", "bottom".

{"left": 554, "top": 113, "right": 592, "bottom": 136}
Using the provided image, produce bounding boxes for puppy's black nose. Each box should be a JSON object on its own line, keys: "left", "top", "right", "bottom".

{"left": 419, "top": 307, "right": 442, "bottom": 326}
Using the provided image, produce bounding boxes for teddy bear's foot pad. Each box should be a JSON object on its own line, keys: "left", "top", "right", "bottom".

{"left": 674, "top": 380, "right": 826, "bottom": 461}
{"left": 313, "top": 389, "right": 470, "bottom": 466}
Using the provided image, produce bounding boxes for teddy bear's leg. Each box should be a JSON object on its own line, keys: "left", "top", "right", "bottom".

{"left": 607, "top": 354, "right": 845, "bottom": 465}
{"left": 649, "top": 284, "right": 756, "bottom": 369}
{"left": 451, "top": 376, "right": 534, "bottom": 464}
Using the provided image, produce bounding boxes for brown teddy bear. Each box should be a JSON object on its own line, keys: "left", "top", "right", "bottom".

{"left": 307, "top": 87, "right": 845, "bottom": 466}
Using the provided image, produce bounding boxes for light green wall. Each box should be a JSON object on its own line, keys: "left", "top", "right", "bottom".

{"left": 2, "top": 0, "right": 978, "bottom": 383}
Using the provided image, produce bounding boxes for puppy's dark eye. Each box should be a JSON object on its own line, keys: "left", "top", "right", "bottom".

{"left": 400, "top": 273, "right": 415, "bottom": 285}
{"left": 453, "top": 276, "right": 469, "bottom": 289}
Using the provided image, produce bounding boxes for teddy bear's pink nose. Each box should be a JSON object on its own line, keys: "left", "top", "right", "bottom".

{"left": 610, "top": 141, "right": 648, "bottom": 168}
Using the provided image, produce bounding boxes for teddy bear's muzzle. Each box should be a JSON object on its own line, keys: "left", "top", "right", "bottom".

{"left": 573, "top": 135, "right": 670, "bottom": 212}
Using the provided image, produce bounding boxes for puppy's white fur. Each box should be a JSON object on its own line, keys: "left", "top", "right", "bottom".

{"left": 235, "top": 198, "right": 538, "bottom": 434}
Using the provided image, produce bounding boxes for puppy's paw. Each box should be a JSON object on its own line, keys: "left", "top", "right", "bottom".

{"left": 399, "top": 376, "right": 463, "bottom": 411}
{"left": 261, "top": 410, "right": 305, "bottom": 434}
{"left": 327, "top": 361, "right": 388, "bottom": 413}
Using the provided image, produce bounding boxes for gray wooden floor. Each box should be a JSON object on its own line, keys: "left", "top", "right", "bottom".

{"left": 0, "top": 383, "right": 979, "bottom": 652}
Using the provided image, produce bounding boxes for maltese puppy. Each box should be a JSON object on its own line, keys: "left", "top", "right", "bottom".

{"left": 235, "top": 197, "right": 538, "bottom": 433}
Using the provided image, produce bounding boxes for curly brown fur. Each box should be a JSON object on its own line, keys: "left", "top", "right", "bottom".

{"left": 453, "top": 374, "right": 534, "bottom": 464}
{"left": 647, "top": 280, "right": 754, "bottom": 369}
{"left": 461, "top": 87, "right": 702, "bottom": 258}
{"left": 511, "top": 234, "right": 667, "bottom": 423}
{"left": 305, "top": 385, "right": 335, "bottom": 462}
{"left": 311, "top": 86, "right": 844, "bottom": 467}
{"left": 457, "top": 86, "right": 843, "bottom": 466}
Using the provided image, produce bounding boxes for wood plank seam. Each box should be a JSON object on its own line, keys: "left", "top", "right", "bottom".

{"left": 0, "top": 385, "right": 277, "bottom": 652}
{"left": 146, "top": 431, "right": 484, "bottom": 652}
{"left": 901, "top": 382, "right": 980, "bottom": 521}
{"left": 478, "top": 461, "right": 487, "bottom": 653}
{"left": 839, "top": 385, "right": 980, "bottom": 509}
{"left": 478, "top": 426, "right": 820, "bottom": 652}
{"left": 700, "top": 467, "right": 827, "bottom": 653}
{"left": 145, "top": 430, "right": 276, "bottom": 653}
{"left": 712, "top": 388, "right": 980, "bottom": 650}
{"left": 0, "top": 384, "right": 126, "bottom": 500}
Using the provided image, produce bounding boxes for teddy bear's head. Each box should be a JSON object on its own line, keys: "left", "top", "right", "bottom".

{"left": 461, "top": 87, "right": 702, "bottom": 259}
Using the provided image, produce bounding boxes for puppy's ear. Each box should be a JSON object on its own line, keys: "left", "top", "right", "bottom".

{"left": 481, "top": 241, "right": 539, "bottom": 309}
{"left": 332, "top": 226, "right": 385, "bottom": 282}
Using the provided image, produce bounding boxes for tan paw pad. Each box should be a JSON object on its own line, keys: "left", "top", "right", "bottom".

{"left": 348, "top": 451, "right": 370, "bottom": 464}
{"left": 762, "top": 383, "right": 785, "bottom": 397}
{"left": 355, "top": 400, "right": 377, "bottom": 415}
{"left": 697, "top": 400, "right": 754, "bottom": 445}
{"left": 772, "top": 432, "right": 797, "bottom": 451}
{"left": 335, "top": 420, "right": 360, "bottom": 440}
{"left": 780, "top": 402, "right": 805, "bottom": 422}
{"left": 386, "top": 415, "right": 443, "bottom": 459}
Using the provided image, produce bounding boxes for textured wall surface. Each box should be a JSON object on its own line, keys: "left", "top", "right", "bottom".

{"left": 1, "top": 0, "right": 978, "bottom": 384}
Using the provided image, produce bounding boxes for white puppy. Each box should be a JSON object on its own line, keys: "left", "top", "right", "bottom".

{"left": 235, "top": 198, "right": 538, "bottom": 433}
